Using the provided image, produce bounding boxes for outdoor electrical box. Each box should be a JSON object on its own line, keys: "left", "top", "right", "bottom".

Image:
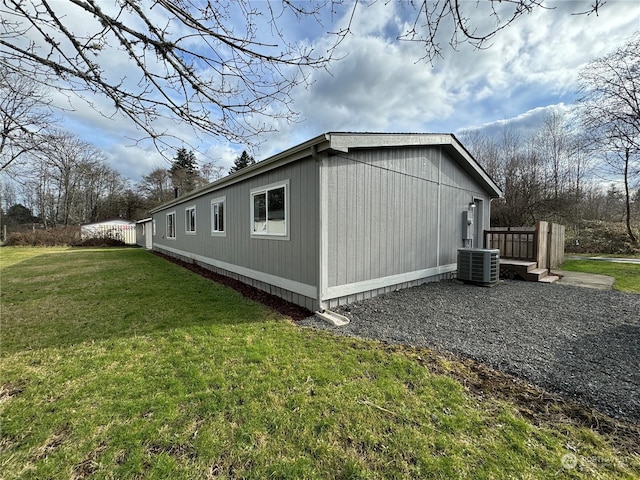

{"left": 462, "top": 210, "right": 474, "bottom": 246}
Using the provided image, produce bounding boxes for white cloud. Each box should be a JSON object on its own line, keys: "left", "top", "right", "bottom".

{"left": 11, "top": 0, "right": 639, "bottom": 181}
{"left": 460, "top": 103, "right": 574, "bottom": 138}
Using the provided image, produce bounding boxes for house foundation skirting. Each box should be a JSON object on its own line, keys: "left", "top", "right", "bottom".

{"left": 154, "top": 246, "right": 318, "bottom": 312}
{"left": 155, "top": 245, "right": 456, "bottom": 313}
{"left": 323, "top": 269, "right": 457, "bottom": 310}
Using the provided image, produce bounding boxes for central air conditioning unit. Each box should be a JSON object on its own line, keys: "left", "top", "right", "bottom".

{"left": 457, "top": 248, "right": 500, "bottom": 286}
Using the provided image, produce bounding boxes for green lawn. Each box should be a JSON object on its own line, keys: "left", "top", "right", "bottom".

{"left": 1, "top": 247, "right": 638, "bottom": 479}
{"left": 561, "top": 259, "right": 640, "bottom": 293}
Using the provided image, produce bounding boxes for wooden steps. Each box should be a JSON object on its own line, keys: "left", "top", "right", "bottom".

{"left": 500, "top": 259, "right": 559, "bottom": 283}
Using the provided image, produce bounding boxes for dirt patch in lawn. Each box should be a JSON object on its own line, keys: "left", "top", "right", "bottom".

{"left": 154, "top": 252, "right": 312, "bottom": 321}
{"left": 72, "top": 441, "right": 108, "bottom": 480}
{"left": 0, "top": 380, "right": 28, "bottom": 402}
{"left": 33, "top": 423, "right": 72, "bottom": 461}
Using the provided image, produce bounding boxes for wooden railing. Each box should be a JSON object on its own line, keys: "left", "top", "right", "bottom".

{"left": 484, "top": 221, "right": 565, "bottom": 269}
{"left": 484, "top": 228, "right": 537, "bottom": 261}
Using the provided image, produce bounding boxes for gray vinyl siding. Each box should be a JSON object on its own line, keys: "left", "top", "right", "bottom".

{"left": 148, "top": 134, "right": 498, "bottom": 311}
{"left": 325, "top": 146, "right": 490, "bottom": 288}
{"left": 152, "top": 157, "right": 319, "bottom": 290}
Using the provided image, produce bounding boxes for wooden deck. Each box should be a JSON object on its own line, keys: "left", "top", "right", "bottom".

{"left": 500, "top": 259, "right": 560, "bottom": 283}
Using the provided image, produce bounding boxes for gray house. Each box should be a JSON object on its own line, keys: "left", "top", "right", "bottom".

{"left": 149, "top": 133, "right": 502, "bottom": 312}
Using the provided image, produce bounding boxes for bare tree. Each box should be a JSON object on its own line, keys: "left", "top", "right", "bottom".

{"left": 0, "top": 0, "right": 354, "bottom": 150}
{"left": 1, "top": 0, "right": 606, "bottom": 153}
{"left": 26, "top": 130, "right": 118, "bottom": 225}
{"left": 200, "top": 160, "right": 226, "bottom": 183}
{"left": 137, "top": 167, "right": 174, "bottom": 207}
{"left": 0, "top": 66, "right": 53, "bottom": 171}
{"left": 461, "top": 115, "right": 591, "bottom": 226}
{"left": 577, "top": 32, "right": 640, "bottom": 243}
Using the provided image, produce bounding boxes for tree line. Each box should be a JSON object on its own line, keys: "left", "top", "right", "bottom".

{"left": 461, "top": 32, "right": 639, "bottom": 244}
{"left": 0, "top": 71, "right": 253, "bottom": 228}
{"left": 461, "top": 112, "right": 639, "bottom": 227}
{"left": 2, "top": 18, "right": 638, "bottom": 243}
{"left": 0, "top": 129, "right": 248, "bottom": 229}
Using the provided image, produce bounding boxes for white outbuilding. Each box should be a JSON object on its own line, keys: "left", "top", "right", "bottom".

{"left": 81, "top": 219, "right": 137, "bottom": 245}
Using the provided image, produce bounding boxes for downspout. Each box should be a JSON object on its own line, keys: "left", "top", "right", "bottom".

{"left": 313, "top": 144, "right": 327, "bottom": 311}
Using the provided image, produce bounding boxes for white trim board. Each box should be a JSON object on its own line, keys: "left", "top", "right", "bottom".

{"left": 156, "top": 244, "right": 317, "bottom": 299}
{"left": 324, "top": 264, "right": 457, "bottom": 299}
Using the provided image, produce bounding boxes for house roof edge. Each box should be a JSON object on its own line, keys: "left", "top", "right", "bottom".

{"left": 150, "top": 133, "right": 330, "bottom": 213}
{"left": 150, "top": 132, "right": 501, "bottom": 213}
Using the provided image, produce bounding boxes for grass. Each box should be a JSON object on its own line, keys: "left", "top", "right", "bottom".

{"left": 560, "top": 259, "right": 640, "bottom": 294}
{"left": 1, "top": 247, "right": 638, "bottom": 479}
{"left": 567, "top": 253, "right": 640, "bottom": 259}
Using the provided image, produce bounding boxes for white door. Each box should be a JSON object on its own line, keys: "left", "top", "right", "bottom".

{"left": 145, "top": 223, "right": 153, "bottom": 249}
{"left": 473, "top": 199, "right": 484, "bottom": 248}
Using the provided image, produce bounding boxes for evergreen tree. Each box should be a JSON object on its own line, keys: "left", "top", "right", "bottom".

{"left": 170, "top": 148, "right": 200, "bottom": 195}
{"left": 5, "top": 204, "right": 39, "bottom": 224}
{"left": 229, "top": 150, "right": 256, "bottom": 174}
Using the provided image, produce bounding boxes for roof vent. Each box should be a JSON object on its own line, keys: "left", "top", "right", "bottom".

{"left": 457, "top": 248, "right": 500, "bottom": 286}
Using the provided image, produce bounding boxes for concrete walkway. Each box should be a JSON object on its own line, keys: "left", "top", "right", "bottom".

{"left": 551, "top": 269, "right": 616, "bottom": 290}
{"left": 565, "top": 255, "right": 640, "bottom": 264}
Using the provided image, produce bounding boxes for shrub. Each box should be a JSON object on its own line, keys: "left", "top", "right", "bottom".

{"left": 4, "top": 226, "right": 81, "bottom": 247}
{"left": 3, "top": 226, "right": 128, "bottom": 248}
{"left": 565, "top": 220, "right": 640, "bottom": 255}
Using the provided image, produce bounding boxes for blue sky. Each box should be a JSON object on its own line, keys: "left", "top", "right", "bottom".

{"left": 51, "top": 1, "right": 640, "bottom": 182}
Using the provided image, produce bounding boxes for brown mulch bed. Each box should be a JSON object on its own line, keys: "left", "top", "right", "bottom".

{"left": 153, "top": 252, "right": 312, "bottom": 321}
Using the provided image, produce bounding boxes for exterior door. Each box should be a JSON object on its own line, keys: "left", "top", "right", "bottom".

{"left": 145, "top": 223, "right": 153, "bottom": 249}
{"left": 473, "top": 198, "right": 484, "bottom": 248}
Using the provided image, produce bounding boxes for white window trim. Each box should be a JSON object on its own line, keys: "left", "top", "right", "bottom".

{"left": 185, "top": 205, "right": 196, "bottom": 235}
{"left": 166, "top": 211, "right": 176, "bottom": 240}
{"left": 211, "top": 196, "right": 226, "bottom": 237}
{"left": 152, "top": 219, "right": 156, "bottom": 236}
{"left": 250, "top": 179, "right": 289, "bottom": 240}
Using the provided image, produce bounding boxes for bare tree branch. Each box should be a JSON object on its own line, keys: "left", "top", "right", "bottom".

{"left": 0, "top": 66, "right": 54, "bottom": 171}
{"left": 1, "top": 0, "right": 350, "bottom": 148}
{"left": 0, "top": 0, "right": 608, "bottom": 154}
{"left": 399, "top": 0, "right": 605, "bottom": 62}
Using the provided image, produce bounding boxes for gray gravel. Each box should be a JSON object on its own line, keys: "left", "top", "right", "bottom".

{"left": 300, "top": 280, "right": 640, "bottom": 423}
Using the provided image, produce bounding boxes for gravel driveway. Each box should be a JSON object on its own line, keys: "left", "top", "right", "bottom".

{"left": 300, "top": 280, "right": 640, "bottom": 423}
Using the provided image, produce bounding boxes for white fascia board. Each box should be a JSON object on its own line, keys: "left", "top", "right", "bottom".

{"left": 327, "top": 132, "right": 452, "bottom": 152}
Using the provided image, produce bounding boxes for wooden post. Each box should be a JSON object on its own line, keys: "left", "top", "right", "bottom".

{"left": 547, "top": 223, "right": 552, "bottom": 271}
{"left": 535, "top": 221, "right": 549, "bottom": 269}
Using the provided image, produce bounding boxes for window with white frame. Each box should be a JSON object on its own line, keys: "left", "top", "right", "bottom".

{"left": 185, "top": 205, "right": 196, "bottom": 234}
{"left": 166, "top": 212, "right": 176, "bottom": 239}
{"left": 152, "top": 219, "right": 156, "bottom": 235}
{"left": 211, "top": 197, "right": 225, "bottom": 235}
{"left": 250, "top": 181, "right": 288, "bottom": 237}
